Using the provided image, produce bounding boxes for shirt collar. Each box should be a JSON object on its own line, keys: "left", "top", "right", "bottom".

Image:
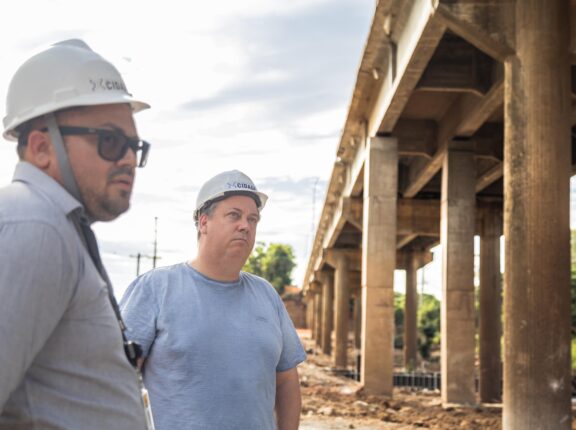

{"left": 12, "top": 161, "right": 83, "bottom": 217}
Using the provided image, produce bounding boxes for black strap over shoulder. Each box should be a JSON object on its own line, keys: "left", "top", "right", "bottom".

{"left": 74, "top": 213, "right": 142, "bottom": 367}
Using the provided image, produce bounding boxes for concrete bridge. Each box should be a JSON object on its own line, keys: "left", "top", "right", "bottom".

{"left": 301, "top": 1, "right": 575, "bottom": 428}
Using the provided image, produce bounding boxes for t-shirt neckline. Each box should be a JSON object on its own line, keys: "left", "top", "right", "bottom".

{"left": 183, "top": 262, "right": 243, "bottom": 288}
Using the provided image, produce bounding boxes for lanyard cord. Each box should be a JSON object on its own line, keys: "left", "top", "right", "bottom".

{"left": 74, "top": 214, "right": 141, "bottom": 366}
{"left": 74, "top": 216, "right": 156, "bottom": 429}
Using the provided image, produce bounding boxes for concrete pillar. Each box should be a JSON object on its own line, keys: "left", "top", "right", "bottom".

{"left": 479, "top": 205, "right": 502, "bottom": 403}
{"left": 353, "top": 290, "right": 362, "bottom": 350}
{"left": 313, "top": 287, "right": 322, "bottom": 348}
{"left": 404, "top": 252, "right": 419, "bottom": 370}
{"left": 348, "top": 272, "right": 362, "bottom": 351}
{"left": 310, "top": 281, "right": 321, "bottom": 341}
{"left": 440, "top": 140, "right": 476, "bottom": 405}
{"left": 306, "top": 292, "right": 314, "bottom": 333}
{"left": 319, "top": 271, "right": 334, "bottom": 356}
{"left": 334, "top": 253, "right": 350, "bottom": 369}
{"left": 503, "top": 0, "right": 571, "bottom": 427}
{"left": 304, "top": 292, "right": 312, "bottom": 329}
{"left": 361, "top": 136, "right": 397, "bottom": 395}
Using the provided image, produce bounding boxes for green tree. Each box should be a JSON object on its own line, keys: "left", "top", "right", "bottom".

{"left": 572, "top": 267, "right": 576, "bottom": 335}
{"left": 418, "top": 293, "right": 441, "bottom": 360}
{"left": 243, "top": 242, "right": 296, "bottom": 295}
{"left": 394, "top": 293, "right": 405, "bottom": 349}
{"left": 570, "top": 231, "right": 576, "bottom": 370}
{"left": 394, "top": 292, "right": 441, "bottom": 359}
{"left": 243, "top": 241, "right": 266, "bottom": 278}
{"left": 571, "top": 231, "right": 576, "bottom": 332}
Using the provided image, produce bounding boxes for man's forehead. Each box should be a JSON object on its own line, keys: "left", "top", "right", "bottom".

{"left": 219, "top": 195, "right": 259, "bottom": 212}
{"left": 56, "top": 104, "right": 137, "bottom": 132}
{"left": 57, "top": 103, "right": 133, "bottom": 121}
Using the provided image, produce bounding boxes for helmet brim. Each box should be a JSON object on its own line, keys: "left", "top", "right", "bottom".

{"left": 193, "top": 190, "right": 268, "bottom": 221}
{"left": 3, "top": 95, "right": 150, "bottom": 141}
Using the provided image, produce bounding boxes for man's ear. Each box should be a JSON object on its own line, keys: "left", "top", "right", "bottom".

{"left": 199, "top": 214, "right": 209, "bottom": 234}
{"left": 24, "top": 130, "right": 56, "bottom": 171}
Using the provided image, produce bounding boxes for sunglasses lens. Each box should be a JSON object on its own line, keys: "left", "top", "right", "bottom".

{"left": 138, "top": 142, "right": 150, "bottom": 167}
{"left": 98, "top": 131, "right": 127, "bottom": 161}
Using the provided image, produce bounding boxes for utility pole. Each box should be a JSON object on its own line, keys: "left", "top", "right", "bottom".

{"left": 152, "top": 216, "right": 159, "bottom": 269}
{"left": 129, "top": 252, "right": 153, "bottom": 276}
{"left": 134, "top": 252, "right": 142, "bottom": 276}
{"left": 309, "top": 177, "right": 319, "bottom": 258}
{"left": 129, "top": 217, "right": 160, "bottom": 275}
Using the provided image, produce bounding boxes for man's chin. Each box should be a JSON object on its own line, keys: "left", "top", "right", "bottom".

{"left": 226, "top": 247, "right": 251, "bottom": 262}
{"left": 91, "top": 200, "right": 131, "bottom": 222}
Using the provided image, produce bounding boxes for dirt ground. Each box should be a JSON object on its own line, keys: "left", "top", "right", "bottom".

{"left": 297, "top": 330, "right": 575, "bottom": 430}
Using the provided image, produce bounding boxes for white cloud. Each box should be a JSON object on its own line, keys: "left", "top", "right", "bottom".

{"left": 0, "top": 0, "right": 375, "bottom": 292}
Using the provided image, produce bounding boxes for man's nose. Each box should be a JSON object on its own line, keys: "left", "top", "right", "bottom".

{"left": 237, "top": 217, "right": 250, "bottom": 231}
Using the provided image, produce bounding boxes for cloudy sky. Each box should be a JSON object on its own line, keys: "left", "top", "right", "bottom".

{"left": 0, "top": 0, "right": 376, "bottom": 298}
{"left": 1, "top": 1, "right": 574, "bottom": 301}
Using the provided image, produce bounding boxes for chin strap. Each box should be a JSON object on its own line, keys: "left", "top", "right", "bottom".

{"left": 48, "top": 113, "right": 132, "bottom": 357}
{"left": 45, "top": 113, "right": 82, "bottom": 203}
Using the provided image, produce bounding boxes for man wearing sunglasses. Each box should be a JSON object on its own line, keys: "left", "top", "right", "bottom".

{"left": 0, "top": 40, "right": 152, "bottom": 429}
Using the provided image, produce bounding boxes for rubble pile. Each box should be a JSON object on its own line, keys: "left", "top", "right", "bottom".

{"left": 299, "top": 334, "right": 504, "bottom": 430}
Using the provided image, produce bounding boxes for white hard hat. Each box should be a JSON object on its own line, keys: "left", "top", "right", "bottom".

{"left": 194, "top": 170, "right": 268, "bottom": 221}
{"left": 3, "top": 39, "right": 149, "bottom": 140}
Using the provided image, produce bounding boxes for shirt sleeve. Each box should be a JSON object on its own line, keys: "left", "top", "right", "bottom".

{"left": 0, "top": 221, "right": 75, "bottom": 409}
{"left": 275, "top": 293, "right": 306, "bottom": 372}
{"left": 120, "top": 273, "right": 161, "bottom": 358}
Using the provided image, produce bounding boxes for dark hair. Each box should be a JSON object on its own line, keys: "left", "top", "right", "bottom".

{"left": 15, "top": 121, "right": 33, "bottom": 159}
{"left": 196, "top": 201, "right": 220, "bottom": 241}
{"left": 14, "top": 106, "right": 86, "bottom": 159}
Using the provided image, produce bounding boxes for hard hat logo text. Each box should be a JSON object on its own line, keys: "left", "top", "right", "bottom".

{"left": 226, "top": 182, "right": 256, "bottom": 191}
{"left": 89, "top": 78, "right": 127, "bottom": 92}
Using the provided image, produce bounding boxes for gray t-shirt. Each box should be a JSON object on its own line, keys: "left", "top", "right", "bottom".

{"left": 0, "top": 162, "right": 147, "bottom": 430}
{"left": 120, "top": 263, "right": 306, "bottom": 430}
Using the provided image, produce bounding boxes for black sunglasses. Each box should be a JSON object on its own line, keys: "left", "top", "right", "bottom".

{"left": 42, "top": 126, "right": 151, "bottom": 167}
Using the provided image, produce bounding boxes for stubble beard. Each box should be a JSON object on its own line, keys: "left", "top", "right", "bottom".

{"left": 83, "top": 187, "right": 131, "bottom": 221}
{"left": 80, "top": 167, "right": 134, "bottom": 221}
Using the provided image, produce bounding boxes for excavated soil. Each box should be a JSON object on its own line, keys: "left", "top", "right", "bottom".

{"left": 297, "top": 330, "right": 576, "bottom": 429}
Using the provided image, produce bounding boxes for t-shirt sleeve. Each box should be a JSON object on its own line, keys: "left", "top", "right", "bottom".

{"left": 275, "top": 293, "right": 306, "bottom": 372}
{"left": 0, "top": 222, "right": 75, "bottom": 409}
{"left": 120, "top": 274, "right": 161, "bottom": 358}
